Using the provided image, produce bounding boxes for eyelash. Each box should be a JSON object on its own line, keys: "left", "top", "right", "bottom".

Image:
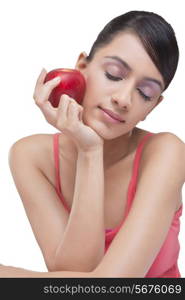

{"left": 104, "top": 72, "right": 152, "bottom": 101}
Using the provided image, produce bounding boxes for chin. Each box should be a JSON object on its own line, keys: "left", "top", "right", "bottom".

{"left": 86, "top": 119, "right": 123, "bottom": 140}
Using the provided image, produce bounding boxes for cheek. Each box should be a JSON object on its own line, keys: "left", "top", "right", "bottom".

{"left": 131, "top": 101, "right": 148, "bottom": 119}
{"left": 87, "top": 73, "right": 104, "bottom": 89}
{"left": 81, "top": 82, "right": 100, "bottom": 109}
{"left": 87, "top": 70, "right": 112, "bottom": 93}
{"left": 82, "top": 77, "right": 103, "bottom": 105}
{"left": 83, "top": 70, "right": 116, "bottom": 107}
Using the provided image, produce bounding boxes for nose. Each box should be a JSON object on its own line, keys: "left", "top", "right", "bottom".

{"left": 111, "top": 85, "right": 132, "bottom": 111}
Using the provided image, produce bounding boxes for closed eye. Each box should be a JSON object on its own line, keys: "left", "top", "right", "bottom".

{"left": 104, "top": 72, "right": 122, "bottom": 81}
{"left": 105, "top": 72, "right": 152, "bottom": 101}
{"left": 137, "top": 89, "right": 152, "bottom": 101}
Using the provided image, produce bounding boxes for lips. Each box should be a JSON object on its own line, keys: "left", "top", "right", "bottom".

{"left": 100, "top": 107, "right": 125, "bottom": 122}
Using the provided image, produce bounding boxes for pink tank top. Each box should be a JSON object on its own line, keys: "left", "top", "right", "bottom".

{"left": 53, "top": 132, "right": 183, "bottom": 278}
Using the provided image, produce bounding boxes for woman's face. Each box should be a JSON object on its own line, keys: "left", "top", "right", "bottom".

{"left": 75, "top": 31, "right": 164, "bottom": 140}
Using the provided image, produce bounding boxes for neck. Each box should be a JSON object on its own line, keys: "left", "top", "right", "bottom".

{"left": 59, "top": 126, "right": 139, "bottom": 169}
{"left": 103, "top": 127, "right": 137, "bottom": 169}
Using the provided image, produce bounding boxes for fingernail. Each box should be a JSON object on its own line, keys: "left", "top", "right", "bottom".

{"left": 54, "top": 76, "right": 61, "bottom": 81}
{"left": 41, "top": 68, "right": 46, "bottom": 73}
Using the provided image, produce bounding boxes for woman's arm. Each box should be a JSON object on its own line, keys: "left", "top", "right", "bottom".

{"left": 92, "top": 133, "right": 185, "bottom": 277}
{"left": 9, "top": 135, "right": 105, "bottom": 273}
{"left": 7, "top": 134, "right": 185, "bottom": 278}
{"left": 53, "top": 147, "right": 105, "bottom": 272}
{"left": 5, "top": 133, "right": 185, "bottom": 278}
{"left": 0, "top": 264, "right": 94, "bottom": 278}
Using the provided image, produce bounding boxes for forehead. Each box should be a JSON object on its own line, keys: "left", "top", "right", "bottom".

{"left": 93, "top": 31, "right": 164, "bottom": 85}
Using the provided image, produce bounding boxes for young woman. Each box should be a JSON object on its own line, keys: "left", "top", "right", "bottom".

{"left": 1, "top": 10, "right": 185, "bottom": 278}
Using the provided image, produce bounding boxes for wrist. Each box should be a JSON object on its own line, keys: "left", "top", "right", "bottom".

{"left": 77, "top": 146, "right": 103, "bottom": 156}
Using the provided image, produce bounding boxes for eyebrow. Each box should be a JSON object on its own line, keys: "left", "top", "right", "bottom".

{"left": 104, "top": 55, "right": 164, "bottom": 90}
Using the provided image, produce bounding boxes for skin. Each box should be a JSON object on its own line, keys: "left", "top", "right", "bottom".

{"left": 74, "top": 31, "right": 164, "bottom": 167}
{"left": 1, "top": 31, "right": 185, "bottom": 277}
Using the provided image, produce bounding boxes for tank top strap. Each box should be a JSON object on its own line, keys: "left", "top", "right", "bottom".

{"left": 54, "top": 131, "right": 155, "bottom": 217}
{"left": 124, "top": 132, "right": 155, "bottom": 219}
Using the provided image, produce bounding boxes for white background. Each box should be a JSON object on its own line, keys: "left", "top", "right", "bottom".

{"left": 0, "top": 0, "right": 184, "bottom": 275}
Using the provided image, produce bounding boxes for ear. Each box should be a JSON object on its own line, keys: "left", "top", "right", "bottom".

{"left": 75, "top": 51, "right": 89, "bottom": 77}
{"left": 156, "top": 95, "right": 164, "bottom": 105}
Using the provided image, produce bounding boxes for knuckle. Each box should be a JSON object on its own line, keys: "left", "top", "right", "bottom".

{"left": 70, "top": 101, "right": 78, "bottom": 109}
{"left": 59, "top": 94, "right": 66, "bottom": 103}
{"left": 36, "top": 100, "right": 42, "bottom": 106}
{"left": 57, "top": 95, "right": 63, "bottom": 104}
{"left": 60, "top": 94, "right": 69, "bottom": 100}
{"left": 58, "top": 94, "right": 71, "bottom": 106}
{"left": 33, "top": 93, "right": 38, "bottom": 101}
{"left": 70, "top": 98, "right": 76, "bottom": 104}
{"left": 34, "top": 97, "right": 44, "bottom": 107}
{"left": 69, "top": 102, "right": 75, "bottom": 109}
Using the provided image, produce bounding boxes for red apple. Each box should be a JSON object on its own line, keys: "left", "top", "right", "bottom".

{"left": 44, "top": 68, "right": 86, "bottom": 107}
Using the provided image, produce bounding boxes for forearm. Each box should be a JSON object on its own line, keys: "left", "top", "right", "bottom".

{"left": 0, "top": 265, "right": 94, "bottom": 278}
{"left": 53, "top": 147, "right": 105, "bottom": 272}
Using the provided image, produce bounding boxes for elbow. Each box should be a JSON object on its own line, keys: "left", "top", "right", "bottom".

{"left": 46, "top": 246, "right": 105, "bottom": 273}
{"left": 46, "top": 258, "right": 111, "bottom": 277}
{"left": 46, "top": 256, "right": 100, "bottom": 273}
{"left": 44, "top": 253, "right": 62, "bottom": 272}
{"left": 45, "top": 259, "right": 57, "bottom": 272}
{"left": 48, "top": 261, "right": 96, "bottom": 273}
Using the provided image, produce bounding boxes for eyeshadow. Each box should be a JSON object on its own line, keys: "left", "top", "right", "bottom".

{"left": 138, "top": 81, "right": 161, "bottom": 96}
{"left": 103, "top": 61, "right": 128, "bottom": 76}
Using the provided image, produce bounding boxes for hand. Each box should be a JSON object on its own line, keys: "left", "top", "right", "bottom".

{"left": 33, "top": 69, "right": 104, "bottom": 152}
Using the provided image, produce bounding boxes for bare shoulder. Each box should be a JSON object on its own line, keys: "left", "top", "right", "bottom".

{"left": 140, "top": 131, "right": 185, "bottom": 184}
{"left": 147, "top": 131, "right": 184, "bottom": 149}
{"left": 144, "top": 131, "right": 185, "bottom": 159}
{"left": 9, "top": 133, "right": 55, "bottom": 167}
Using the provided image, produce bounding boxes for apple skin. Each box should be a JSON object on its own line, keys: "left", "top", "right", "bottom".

{"left": 44, "top": 68, "right": 86, "bottom": 107}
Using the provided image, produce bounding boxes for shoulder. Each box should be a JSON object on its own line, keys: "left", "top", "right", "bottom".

{"left": 145, "top": 131, "right": 184, "bottom": 151}
{"left": 140, "top": 131, "right": 185, "bottom": 185}
{"left": 144, "top": 131, "right": 185, "bottom": 163}
{"left": 9, "top": 133, "right": 55, "bottom": 152}
{"left": 8, "top": 133, "right": 56, "bottom": 166}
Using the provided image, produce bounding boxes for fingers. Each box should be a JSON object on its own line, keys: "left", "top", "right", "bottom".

{"left": 33, "top": 68, "right": 47, "bottom": 101}
{"left": 33, "top": 68, "right": 60, "bottom": 106}
{"left": 33, "top": 69, "right": 83, "bottom": 132}
{"left": 68, "top": 101, "right": 81, "bottom": 126}
{"left": 56, "top": 95, "right": 83, "bottom": 131}
{"left": 36, "top": 68, "right": 47, "bottom": 86}
{"left": 38, "top": 77, "right": 61, "bottom": 106}
{"left": 56, "top": 94, "right": 69, "bottom": 124}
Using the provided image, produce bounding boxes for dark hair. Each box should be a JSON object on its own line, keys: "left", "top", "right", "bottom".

{"left": 86, "top": 11, "right": 179, "bottom": 91}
